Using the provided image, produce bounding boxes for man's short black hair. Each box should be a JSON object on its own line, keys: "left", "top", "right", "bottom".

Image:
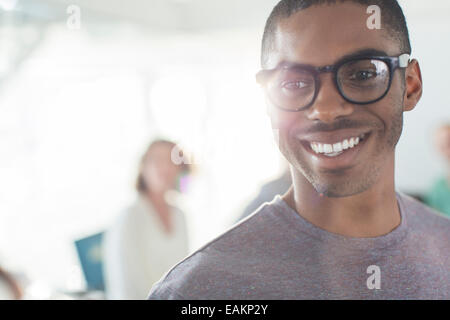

{"left": 261, "top": 0, "right": 412, "bottom": 68}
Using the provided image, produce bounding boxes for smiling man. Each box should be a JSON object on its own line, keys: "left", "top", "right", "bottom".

{"left": 148, "top": 0, "right": 450, "bottom": 299}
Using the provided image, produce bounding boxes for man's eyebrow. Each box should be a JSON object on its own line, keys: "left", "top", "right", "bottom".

{"left": 338, "top": 48, "right": 389, "bottom": 61}
{"left": 274, "top": 48, "right": 389, "bottom": 70}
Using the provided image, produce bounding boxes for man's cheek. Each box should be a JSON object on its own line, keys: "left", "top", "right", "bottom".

{"left": 266, "top": 102, "right": 299, "bottom": 128}
{"left": 267, "top": 104, "right": 282, "bottom": 130}
{"left": 277, "top": 131, "right": 301, "bottom": 163}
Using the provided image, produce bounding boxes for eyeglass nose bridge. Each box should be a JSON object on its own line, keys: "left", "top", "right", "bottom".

{"left": 311, "top": 64, "right": 339, "bottom": 104}
{"left": 313, "top": 64, "right": 338, "bottom": 90}
{"left": 316, "top": 65, "right": 335, "bottom": 74}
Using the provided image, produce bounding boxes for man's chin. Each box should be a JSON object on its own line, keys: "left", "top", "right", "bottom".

{"left": 311, "top": 180, "right": 371, "bottom": 198}
{"left": 315, "top": 189, "right": 358, "bottom": 198}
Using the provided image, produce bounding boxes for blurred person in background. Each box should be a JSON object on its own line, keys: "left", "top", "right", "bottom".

{"left": 424, "top": 124, "right": 450, "bottom": 217}
{"left": 0, "top": 266, "right": 23, "bottom": 300}
{"left": 103, "top": 139, "right": 190, "bottom": 300}
{"left": 236, "top": 162, "right": 291, "bottom": 223}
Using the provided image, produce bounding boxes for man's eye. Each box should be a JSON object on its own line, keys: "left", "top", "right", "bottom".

{"left": 281, "top": 80, "right": 311, "bottom": 90}
{"left": 350, "top": 70, "right": 376, "bottom": 81}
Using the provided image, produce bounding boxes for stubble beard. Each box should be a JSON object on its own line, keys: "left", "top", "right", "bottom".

{"left": 281, "top": 99, "right": 405, "bottom": 198}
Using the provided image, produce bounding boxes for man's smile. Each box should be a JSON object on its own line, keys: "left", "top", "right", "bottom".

{"left": 298, "top": 129, "right": 373, "bottom": 170}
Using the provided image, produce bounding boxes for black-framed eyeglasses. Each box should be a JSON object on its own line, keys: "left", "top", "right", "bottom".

{"left": 256, "top": 53, "right": 410, "bottom": 112}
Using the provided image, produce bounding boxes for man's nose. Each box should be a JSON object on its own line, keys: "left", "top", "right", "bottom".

{"left": 306, "top": 73, "right": 355, "bottom": 123}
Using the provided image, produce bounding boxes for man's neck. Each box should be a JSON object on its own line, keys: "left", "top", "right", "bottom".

{"left": 282, "top": 162, "right": 401, "bottom": 238}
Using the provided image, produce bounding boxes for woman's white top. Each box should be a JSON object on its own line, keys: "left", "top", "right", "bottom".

{"left": 0, "top": 278, "right": 14, "bottom": 300}
{"left": 102, "top": 196, "right": 189, "bottom": 300}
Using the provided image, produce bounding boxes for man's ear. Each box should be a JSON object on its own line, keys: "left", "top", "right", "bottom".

{"left": 403, "top": 59, "right": 423, "bottom": 112}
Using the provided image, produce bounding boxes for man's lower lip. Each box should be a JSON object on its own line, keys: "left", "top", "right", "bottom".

{"left": 301, "top": 133, "right": 371, "bottom": 169}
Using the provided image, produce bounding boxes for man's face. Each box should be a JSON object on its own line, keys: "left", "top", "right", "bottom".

{"left": 265, "top": 3, "right": 411, "bottom": 197}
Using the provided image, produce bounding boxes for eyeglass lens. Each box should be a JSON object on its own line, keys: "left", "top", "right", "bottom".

{"left": 267, "top": 59, "right": 390, "bottom": 110}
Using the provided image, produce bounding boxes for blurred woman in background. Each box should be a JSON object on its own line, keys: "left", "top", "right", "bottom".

{"left": 0, "top": 266, "right": 23, "bottom": 300}
{"left": 103, "top": 139, "right": 191, "bottom": 299}
{"left": 424, "top": 124, "right": 450, "bottom": 217}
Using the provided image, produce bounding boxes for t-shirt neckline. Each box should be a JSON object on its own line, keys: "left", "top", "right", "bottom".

{"left": 273, "top": 191, "right": 409, "bottom": 251}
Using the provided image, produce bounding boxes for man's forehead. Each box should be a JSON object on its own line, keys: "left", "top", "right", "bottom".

{"left": 265, "top": 3, "right": 398, "bottom": 69}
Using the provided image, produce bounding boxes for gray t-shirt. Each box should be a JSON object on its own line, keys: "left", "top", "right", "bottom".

{"left": 148, "top": 192, "right": 450, "bottom": 299}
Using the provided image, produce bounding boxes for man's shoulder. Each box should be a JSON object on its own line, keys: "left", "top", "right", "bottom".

{"left": 398, "top": 191, "right": 450, "bottom": 235}
{"left": 147, "top": 196, "right": 284, "bottom": 299}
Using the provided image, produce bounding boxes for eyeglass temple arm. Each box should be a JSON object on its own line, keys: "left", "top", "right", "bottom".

{"left": 399, "top": 54, "right": 410, "bottom": 68}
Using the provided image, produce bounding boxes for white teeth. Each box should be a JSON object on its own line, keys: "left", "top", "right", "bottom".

{"left": 342, "top": 139, "right": 349, "bottom": 150}
{"left": 333, "top": 143, "right": 343, "bottom": 153}
{"left": 349, "top": 138, "right": 354, "bottom": 148}
{"left": 323, "top": 144, "right": 333, "bottom": 153}
{"left": 309, "top": 134, "right": 367, "bottom": 155}
{"left": 318, "top": 144, "right": 324, "bottom": 153}
{"left": 324, "top": 151, "right": 343, "bottom": 157}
